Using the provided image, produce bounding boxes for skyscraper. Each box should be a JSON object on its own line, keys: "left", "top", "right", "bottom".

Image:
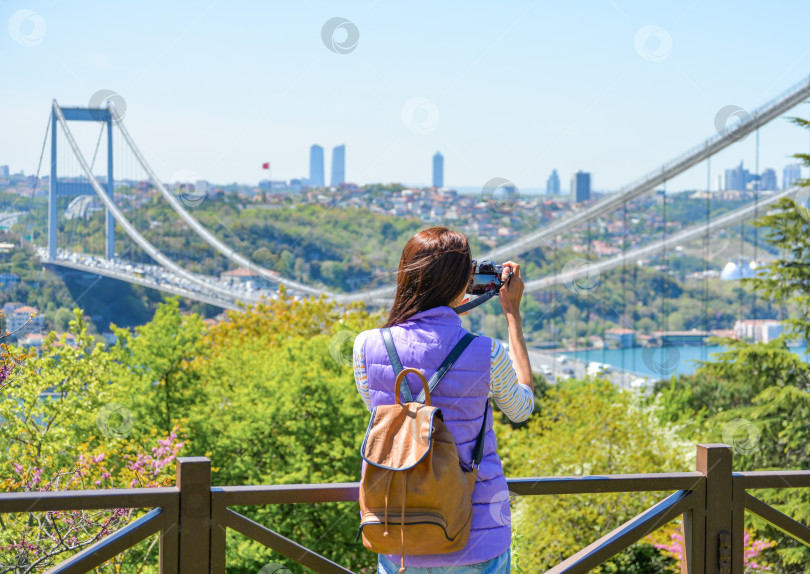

{"left": 0, "top": 165, "right": 8, "bottom": 179}
{"left": 546, "top": 169, "right": 560, "bottom": 195}
{"left": 784, "top": 164, "right": 801, "bottom": 189}
{"left": 725, "top": 161, "right": 751, "bottom": 191}
{"left": 331, "top": 145, "right": 345, "bottom": 186}
{"left": 432, "top": 151, "right": 444, "bottom": 188}
{"left": 759, "top": 168, "right": 777, "bottom": 191}
{"left": 309, "top": 145, "right": 324, "bottom": 187}
{"left": 570, "top": 171, "right": 591, "bottom": 204}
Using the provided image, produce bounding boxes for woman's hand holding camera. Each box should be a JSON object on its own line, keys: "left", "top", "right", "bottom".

{"left": 498, "top": 261, "right": 523, "bottom": 317}
{"left": 498, "top": 260, "right": 532, "bottom": 389}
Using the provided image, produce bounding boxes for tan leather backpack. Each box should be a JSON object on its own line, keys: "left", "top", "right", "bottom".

{"left": 358, "top": 330, "right": 489, "bottom": 573}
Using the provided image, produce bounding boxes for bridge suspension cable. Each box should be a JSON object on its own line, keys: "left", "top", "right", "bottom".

{"left": 480, "top": 73, "right": 810, "bottom": 264}
{"left": 109, "top": 107, "right": 363, "bottom": 303}
{"left": 22, "top": 113, "right": 51, "bottom": 248}
{"left": 51, "top": 101, "right": 263, "bottom": 307}
{"left": 46, "top": 72, "right": 810, "bottom": 309}
{"left": 523, "top": 186, "right": 799, "bottom": 293}
{"left": 116, "top": 73, "right": 810, "bottom": 304}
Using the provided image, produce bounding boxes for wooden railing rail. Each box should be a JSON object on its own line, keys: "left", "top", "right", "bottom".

{"left": 212, "top": 472, "right": 707, "bottom": 507}
{"left": 0, "top": 485, "right": 180, "bottom": 573}
{"left": 47, "top": 507, "right": 169, "bottom": 574}
{"left": 731, "top": 467, "right": 810, "bottom": 573}
{"left": 0, "top": 487, "right": 177, "bottom": 513}
{"left": 735, "top": 471, "right": 810, "bottom": 489}
{"left": 2, "top": 444, "right": 810, "bottom": 573}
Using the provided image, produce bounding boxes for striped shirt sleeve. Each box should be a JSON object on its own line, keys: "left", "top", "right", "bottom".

{"left": 489, "top": 338, "right": 534, "bottom": 422}
{"left": 353, "top": 330, "right": 372, "bottom": 412}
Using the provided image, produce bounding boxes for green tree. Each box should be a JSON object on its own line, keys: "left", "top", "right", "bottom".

{"left": 105, "top": 291, "right": 384, "bottom": 572}
{"left": 187, "top": 292, "right": 382, "bottom": 572}
{"left": 0, "top": 310, "right": 186, "bottom": 572}
{"left": 108, "top": 297, "right": 207, "bottom": 438}
{"left": 0, "top": 311, "right": 112, "bottom": 467}
{"left": 499, "top": 379, "right": 690, "bottom": 573}
{"left": 655, "top": 338, "right": 810, "bottom": 572}
{"left": 650, "top": 116, "right": 810, "bottom": 573}
{"left": 53, "top": 306, "right": 74, "bottom": 332}
{"left": 251, "top": 246, "right": 273, "bottom": 265}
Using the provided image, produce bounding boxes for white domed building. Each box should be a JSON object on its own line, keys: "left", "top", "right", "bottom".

{"left": 720, "top": 257, "right": 760, "bottom": 281}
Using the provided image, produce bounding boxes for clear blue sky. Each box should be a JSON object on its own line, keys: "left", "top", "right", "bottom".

{"left": 2, "top": 0, "right": 810, "bottom": 191}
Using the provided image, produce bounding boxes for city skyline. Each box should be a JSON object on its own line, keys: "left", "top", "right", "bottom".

{"left": 2, "top": 157, "right": 803, "bottom": 196}
{"left": 3, "top": 2, "right": 810, "bottom": 191}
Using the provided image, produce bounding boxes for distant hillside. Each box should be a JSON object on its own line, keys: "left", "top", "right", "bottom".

{"left": 7, "top": 192, "right": 467, "bottom": 333}
{"left": 7, "top": 189, "right": 772, "bottom": 344}
{"left": 40, "top": 194, "right": 448, "bottom": 293}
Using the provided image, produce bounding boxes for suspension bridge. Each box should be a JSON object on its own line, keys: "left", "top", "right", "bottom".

{"left": 23, "top": 74, "right": 810, "bottom": 324}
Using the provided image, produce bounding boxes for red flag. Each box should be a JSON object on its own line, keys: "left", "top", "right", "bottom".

{"left": 262, "top": 162, "right": 270, "bottom": 169}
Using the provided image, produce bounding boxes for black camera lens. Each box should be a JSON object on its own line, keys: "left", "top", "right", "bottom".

{"left": 478, "top": 260, "right": 495, "bottom": 273}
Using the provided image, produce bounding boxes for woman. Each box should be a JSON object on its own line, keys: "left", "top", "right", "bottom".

{"left": 353, "top": 226, "right": 534, "bottom": 574}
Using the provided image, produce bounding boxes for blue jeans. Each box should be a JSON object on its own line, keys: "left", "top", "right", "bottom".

{"left": 377, "top": 549, "right": 510, "bottom": 574}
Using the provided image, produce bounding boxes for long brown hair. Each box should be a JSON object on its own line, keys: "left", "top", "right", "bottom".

{"left": 383, "top": 227, "right": 472, "bottom": 327}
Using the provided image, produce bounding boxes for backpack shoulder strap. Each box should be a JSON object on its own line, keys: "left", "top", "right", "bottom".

{"left": 415, "top": 333, "right": 477, "bottom": 403}
{"left": 380, "top": 327, "right": 413, "bottom": 403}
{"left": 471, "top": 398, "right": 490, "bottom": 468}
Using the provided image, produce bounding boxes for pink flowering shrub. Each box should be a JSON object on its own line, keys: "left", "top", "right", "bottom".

{"left": 1, "top": 427, "right": 185, "bottom": 573}
{"left": 651, "top": 521, "right": 777, "bottom": 572}
{"left": 0, "top": 311, "right": 191, "bottom": 571}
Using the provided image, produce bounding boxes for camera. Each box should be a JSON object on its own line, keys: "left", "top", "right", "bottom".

{"left": 467, "top": 259, "right": 505, "bottom": 295}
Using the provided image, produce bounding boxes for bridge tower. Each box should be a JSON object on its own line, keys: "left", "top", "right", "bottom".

{"left": 49, "top": 101, "right": 115, "bottom": 260}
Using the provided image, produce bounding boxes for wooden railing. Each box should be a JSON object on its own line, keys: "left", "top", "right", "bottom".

{"left": 2, "top": 444, "right": 809, "bottom": 573}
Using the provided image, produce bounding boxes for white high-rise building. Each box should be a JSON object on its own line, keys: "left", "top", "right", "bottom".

{"left": 432, "top": 151, "right": 444, "bottom": 188}
{"left": 783, "top": 164, "right": 802, "bottom": 189}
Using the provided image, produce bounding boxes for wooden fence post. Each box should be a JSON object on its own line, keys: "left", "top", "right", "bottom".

{"left": 177, "top": 457, "right": 212, "bottom": 573}
{"left": 732, "top": 463, "right": 745, "bottom": 574}
{"left": 682, "top": 468, "right": 706, "bottom": 574}
{"left": 697, "top": 444, "right": 733, "bottom": 574}
{"left": 159, "top": 487, "right": 179, "bottom": 573}
{"left": 211, "top": 488, "right": 227, "bottom": 574}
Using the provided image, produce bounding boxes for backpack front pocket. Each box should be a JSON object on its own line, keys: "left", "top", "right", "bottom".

{"left": 359, "top": 507, "right": 463, "bottom": 555}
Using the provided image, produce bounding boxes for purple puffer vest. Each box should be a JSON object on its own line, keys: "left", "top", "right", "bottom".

{"left": 361, "top": 306, "right": 511, "bottom": 567}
